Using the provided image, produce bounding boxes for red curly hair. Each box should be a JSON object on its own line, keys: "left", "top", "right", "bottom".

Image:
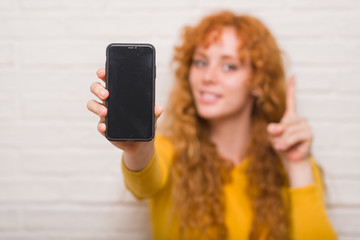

{"left": 161, "top": 11, "right": 288, "bottom": 240}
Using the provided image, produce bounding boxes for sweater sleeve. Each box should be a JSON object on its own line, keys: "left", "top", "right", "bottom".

{"left": 121, "top": 134, "right": 174, "bottom": 199}
{"left": 289, "top": 157, "right": 337, "bottom": 240}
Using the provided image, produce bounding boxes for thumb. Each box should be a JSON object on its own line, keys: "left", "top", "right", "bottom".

{"left": 155, "top": 104, "right": 163, "bottom": 122}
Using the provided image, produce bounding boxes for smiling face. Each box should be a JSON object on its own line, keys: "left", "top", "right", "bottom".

{"left": 189, "top": 27, "right": 254, "bottom": 122}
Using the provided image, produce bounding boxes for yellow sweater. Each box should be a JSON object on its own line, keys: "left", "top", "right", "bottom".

{"left": 122, "top": 135, "right": 337, "bottom": 240}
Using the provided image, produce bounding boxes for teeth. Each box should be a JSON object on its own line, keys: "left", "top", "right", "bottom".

{"left": 202, "top": 92, "right": 218, "bottom": 100}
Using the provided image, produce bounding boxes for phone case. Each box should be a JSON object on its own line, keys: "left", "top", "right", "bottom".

{"left": 105, "top": 43, "right": 155, "bottom": 141}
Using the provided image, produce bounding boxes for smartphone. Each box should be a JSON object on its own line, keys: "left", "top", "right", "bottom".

{"left": 105, "top": 43, "right": 155, "bottom": 141}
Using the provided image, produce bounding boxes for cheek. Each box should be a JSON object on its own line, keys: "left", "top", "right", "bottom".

{"left": 224, "top": 75, "right": 252, "bottom": 100}
{"left": 189, "top": 67, "right": 200, "bottom": 89}
{"left": 226, "top": 76, "right": 248, "bottom": 92}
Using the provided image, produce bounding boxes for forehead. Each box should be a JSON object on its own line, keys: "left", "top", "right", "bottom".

{"left": 197, "top": 27, "right": 241, "bottom": 55}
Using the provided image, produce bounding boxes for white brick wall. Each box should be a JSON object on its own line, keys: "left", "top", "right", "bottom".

{"left": 0, "top": 0, "right": 359, "bottom": 239}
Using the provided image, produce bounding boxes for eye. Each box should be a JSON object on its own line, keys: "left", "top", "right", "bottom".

{"left": 193, "top": 59, "right": 207, "bottom": 68}
{"left": 223, "top": 64, "right": 238, "bottom": 71}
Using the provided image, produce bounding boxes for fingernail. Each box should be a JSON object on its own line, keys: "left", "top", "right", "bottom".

{"left": 269, "top": 125, "right": 278, "bottom": 132}
{"left": 98, "top": 70, "right": 103, "bottom": 76}
{"left": 101, "top": 90, "right": 107, "bottom": 98}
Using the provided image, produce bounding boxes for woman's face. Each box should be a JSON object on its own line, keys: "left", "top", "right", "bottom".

{"left": 189, "top": 27, "right": 254, "bottom": 122}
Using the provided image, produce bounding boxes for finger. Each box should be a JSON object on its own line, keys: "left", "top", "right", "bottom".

{"left": 281, "top": 115, "right": 303, "bottom": 128}
{"left": 97, "top": 122, "right": 106, "bottom": 136}
{"left": 285, "top": 75, "right": 296, "bottom": 116}
{"left": 275, "top": 128, "right": 312, "bottom": 151}
{"left": 97, "top": 68, "right": 106, "bottom": 82}
{"left": 281, "top": 118, "right": 310, "bottom": 140}
{"left": 155, "top": 104, "right": 163, "bottom": 122}
{"left": 87, "top": 99, "right": 107, "bottom": 118}
{"left": 90, "top": 82, "right": 109, "bottom": 101}
{"left": 267, "top": 123, "right": 284, "bottom": 136}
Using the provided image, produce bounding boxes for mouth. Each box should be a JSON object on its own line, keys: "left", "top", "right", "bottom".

{"left": 199, "top": 91, "right": 221, "bottom": 104}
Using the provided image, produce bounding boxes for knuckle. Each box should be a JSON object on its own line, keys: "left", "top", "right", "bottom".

{"left": 90, "top": 82, "right": 98, "bottom": 92}
{"left": 98, "top": 106, "right": 103, "bottom": 115}
{"left": 86, "top": 100, "right": 93, "bottom": 110}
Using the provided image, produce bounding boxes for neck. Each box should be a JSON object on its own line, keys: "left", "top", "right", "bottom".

{"left": 208, "top": 110, "right": 252, "bottom": 165}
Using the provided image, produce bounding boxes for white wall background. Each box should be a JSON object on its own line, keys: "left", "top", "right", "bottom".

{"left": 0, "top": 0, "right": 359, "bottom": 239}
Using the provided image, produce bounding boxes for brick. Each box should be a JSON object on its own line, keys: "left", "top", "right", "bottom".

{"left": 0, "top": 149, "right": 19, "bottom": 176}
{"left": 0, "top": 71, "right": 20, "bottom": 94}
{"left": 0, "top": 234, "right": 41, "bottom": 240}
{"left": 197, "top": 0, "right": 290, "bottom": 10}
{"left": 65, "top": 177, "right": 123, "bottom": 203}
{"left": 290, "top": 0, "right": 360, "bottom": 9}
{"left": 0, "top": 14, "right": 65, "bottom": 38}
{"left": 0, "top": 44, "right": 13, "bottom": 65}
{"left": 314, "top": 151, "right": 360, "bottom": 178}
{"left": 20, "top": 92, "right": 88, "bottom": 121}
{"left": 18, "top": 0, "right": 106, "bottom": 12}
{"left": 18, "top": 42, "right": 104, "bottom": 67}
{"left": 0, "top": 122, "right": 106, "bottom": 148}
{"left": 335, "top": 70, "right": 360, "bottom": 93}
{"left": 297, "top": 95, "right": 360, "bottom": 121}
{"left": 0, "top": 122, "right": 23, "bottom": 148}
{"left": 155, "top": 68, "right": 173, "bottom": 108}
{"left": 0, "top": 178, "right": 65, "bottom": 202}
{"left": 23, "top": 206, "right": 150, "bottom": 232}
{"left": 0, "top": 0, "right": 18, "bottom": 10}
{"left": 326, "top": 179, "right": 360, "bottom": 206}
{"left": 280, "top": 39, "right": 360, "bottom": 66}
{"left": 120, "top": 188, "right": 140, "bottom": 204}
{"left": 308, "top": 122, "right": 340, "bottom": 149}
{"left": 264, "top": 12, "right": 337, "bottom": 38}
{"left": 328, "top": 208, "right": 360, "bottom": 235}
{"left": 291, "top": 67, "right": 334, "bottom": 93}
{"left": 148, "top": 11, "right": 199, "bottom": 39}
{"left": 64, "top": 14, "right": 151, "bottom": 38}
{"left": 336, "top": 237, "right": 360, "bottom": 240}
{"left": 335, "top": 12, "right": 360, "bottom": 36}
{"left": 0, "top": 95, "right": 19, "bottom": 121}
{"left": 110, "top": 0, "right": 196, "bottom": 10}
{"left": 0, "top": 232, "right": 151, "bottom": 240}
{"left": 0, "top": 209, "right": 20, "bottom": 231}
{"left": 20, "top": 148, "right": 122, "bottom": 176}
{"left": 339, "top": 124, "right": 360, "bottom": 148}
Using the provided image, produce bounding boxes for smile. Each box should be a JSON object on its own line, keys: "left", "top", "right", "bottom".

{"left": 200, "top": 91, "right": 221, "bottom": 104}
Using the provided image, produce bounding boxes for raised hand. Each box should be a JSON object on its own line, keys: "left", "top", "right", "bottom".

{"left": 267, "top": 75, "right": 313, "bottom": 164}
{"left": 267, "top": 76, "right": 315, "bottom": 187}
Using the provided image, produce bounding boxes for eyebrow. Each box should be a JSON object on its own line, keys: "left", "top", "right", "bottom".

{"left": 193, "top": 51, "right": 239, "bottom": 61}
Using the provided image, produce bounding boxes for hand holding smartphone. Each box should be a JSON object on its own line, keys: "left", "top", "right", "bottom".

{"left": 105, "top": 43, "right": 156, "bottom": 141}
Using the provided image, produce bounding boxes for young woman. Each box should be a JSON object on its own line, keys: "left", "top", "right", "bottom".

{"left": 87, "top": 11, "right": 337, "bottom": 240}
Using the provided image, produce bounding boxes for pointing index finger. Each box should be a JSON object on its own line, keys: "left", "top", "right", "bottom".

{"left": 285, "top": 75, "right": 296, "bottom": 116}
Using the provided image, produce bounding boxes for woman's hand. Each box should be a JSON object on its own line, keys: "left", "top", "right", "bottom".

{"left": 87, "top": 68, "right": 163, "bottom": 170}
{"left": 267, "top": 76, "right": 314, "bottom": 187}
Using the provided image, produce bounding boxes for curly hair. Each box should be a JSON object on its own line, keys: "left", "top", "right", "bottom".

{"left": 160, "top": 11, "right": 289, "bottom": 240}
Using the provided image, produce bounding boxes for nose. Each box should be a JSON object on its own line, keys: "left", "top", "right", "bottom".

{"left": 202, "top": 64, "right": 218, "bottom": 85}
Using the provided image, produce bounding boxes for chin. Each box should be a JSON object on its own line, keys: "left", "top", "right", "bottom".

{"left": 196, "top": 108, "right": 224, "bottom": 120}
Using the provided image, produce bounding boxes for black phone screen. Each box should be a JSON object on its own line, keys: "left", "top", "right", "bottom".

{"left": 105, "top": 43, "right": 155, "bottom": 141}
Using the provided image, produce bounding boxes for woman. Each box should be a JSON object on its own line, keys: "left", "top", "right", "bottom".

{"left": 87, "top": 11, "right": 337, "bottom": 240}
